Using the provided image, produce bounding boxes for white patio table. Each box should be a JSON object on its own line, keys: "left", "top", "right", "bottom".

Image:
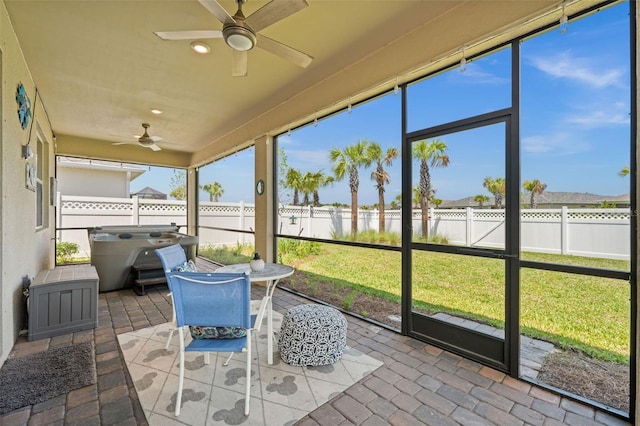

{"left": 215, "top": 263, "right": 294, "bottom": 364}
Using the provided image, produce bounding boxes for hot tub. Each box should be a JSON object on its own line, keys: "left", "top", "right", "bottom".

{"left": 88, "top": 224, "right": 198, "bottom": 292}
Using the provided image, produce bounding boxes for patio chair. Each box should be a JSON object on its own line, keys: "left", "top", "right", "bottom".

{"left": 156, "top": 244, "right": 268, "bottom": 364}
{"left": 167, "top": 271, "right": 253, "bottom": 416}
{"left": 155, "top": 244, "right": 190, "bottom": 349}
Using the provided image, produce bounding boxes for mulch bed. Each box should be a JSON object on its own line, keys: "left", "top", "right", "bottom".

{"left": 278, "top": 274, "right": 401, "bottom": 329}
{"left": 538, "top": 350, "right": 629, "bottom": 413}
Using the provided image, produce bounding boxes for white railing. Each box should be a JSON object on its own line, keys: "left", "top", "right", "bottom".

{"left": 57, "top": 194, "right": 631, "bottom": 260}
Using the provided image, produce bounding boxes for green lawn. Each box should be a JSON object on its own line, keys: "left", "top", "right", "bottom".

{"left": 201, "top": 241, "right": 631, "bottom": 364}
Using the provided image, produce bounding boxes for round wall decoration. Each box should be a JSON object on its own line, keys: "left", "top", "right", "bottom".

{"left": 16, "top": 83, "right": 32, "bottom": 130}
{"left": 256, "top": 179, "right": 265, "bottom": 196}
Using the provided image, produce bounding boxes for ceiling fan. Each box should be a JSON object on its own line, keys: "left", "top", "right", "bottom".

{"left": 113, "top": 123, "right": 163, "bottom": 151}
{"left": 154, "top": 0, "right": 313, "bottom": 77}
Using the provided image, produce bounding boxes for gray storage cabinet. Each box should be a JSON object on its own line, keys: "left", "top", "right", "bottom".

{"left": 29, "top": 264, "right": 99, "bottom": 341}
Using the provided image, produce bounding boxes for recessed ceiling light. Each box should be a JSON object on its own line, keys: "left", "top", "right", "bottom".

{"left": 150, "top": 108, "right": 163, "bottom": 115}
{"left": 190, "top": 41, "right": 211, "bottom": 54}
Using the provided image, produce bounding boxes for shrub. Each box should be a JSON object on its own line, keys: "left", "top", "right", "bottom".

{"left": 278, "top": 239, "right": 321, "bottom": 263}
{"left": 413, "top": 233, "right": 449, "bottom": 244}
{"left": 199, "top": 242, "right": 254, "bottom": 265}
{"left": 56, "top": 241, "right": 79, "bottom": 264}
{"left": 331, "top": 230, "right": 402, "bottom": 246}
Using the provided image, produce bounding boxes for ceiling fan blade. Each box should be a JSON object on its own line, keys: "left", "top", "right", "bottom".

{"left": 112, "top": 142, "right": 131, "bottom": 146}
{"left": 148, "top": 144, "right": 162, "bottom": 152}
{"left": 231, "top": 50, "right": 248, "bottom": 77}
{"left": 257, "top": 34, "right": 312, "bottom": 68}
{"left": 245, "top": 0, "right": 308, "bottom": 33}
{"left": 198, "top": 0, "right": 236, "bottom": 25}
{"left": 133, "top": 135, "right": 163, "bottom": 143}
{"left": 154, "top": 30, "right": 222, "bottom": 40}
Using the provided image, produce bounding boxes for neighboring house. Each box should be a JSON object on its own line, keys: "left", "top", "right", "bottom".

{"left": 440, "top": 192, "right": 631, "bottom": 209}
{"left": 529, "top": 191, "right": 630, "bottom": 208}
{"left": 56, "top": 156, "right": 147, "bottom": 198}
{"left": 440, "top": 196, "right": 496, "bottom": 209}
{"left": 132, "top": 186, "right": 167, "bottom": 200}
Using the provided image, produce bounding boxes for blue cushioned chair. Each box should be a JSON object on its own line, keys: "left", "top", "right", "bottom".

{"left": 155, "top": 244, "right": 188, "bottom": 349}
{"left": 156, "top": 243, "right": 188, "bottom": 273}
{"left": 167, "top": 271, "right": 254, "bottom": 417}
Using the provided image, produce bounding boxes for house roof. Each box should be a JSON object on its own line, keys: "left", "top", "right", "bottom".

{"left": 56, "top": 156, "right": 147, "bottom": 180}
{"left": 534, "top": 191, "right": 630, "bottom": 205}
{"left": 440, "top": 191, "right": 631, "bottom": 208}
{"left": 133, "top": 187, "right": 167, "bottom": 197}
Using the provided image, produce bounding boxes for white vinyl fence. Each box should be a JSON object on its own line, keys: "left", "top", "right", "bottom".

{"left": 57, "top": 195, "right": 630, "bottom": 260}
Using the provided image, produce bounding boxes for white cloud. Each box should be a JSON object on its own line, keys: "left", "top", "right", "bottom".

{"left": 565, "top": 110, "right": 629, "bottom": 127}
{"left": 563, "top": 99, "right": 629, "bottom": 128}
{"left": 522, "top": 132, "right": 591, "bottom": 155}
{"left": 287, "top": 149, "right": 332, "bottom": 168}
{"left": 456, "top": 63, "right": 509, "bottom": 85}
{"left": 276, "top": 134, "right": 296, "bottom": 145}
{"left": 529, "top": 51, "right": 624, "bottom": 88}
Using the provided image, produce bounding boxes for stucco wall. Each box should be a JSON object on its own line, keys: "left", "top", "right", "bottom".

{"left": 58, "top": 167, "right": 130, "bottom": 198}
{"left": 0, "top": 1, "right": 55, "bottom": 366}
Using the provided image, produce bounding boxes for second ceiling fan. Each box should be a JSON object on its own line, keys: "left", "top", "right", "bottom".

{"left": 154, "top": 0, "right": 313, "bottom": 77}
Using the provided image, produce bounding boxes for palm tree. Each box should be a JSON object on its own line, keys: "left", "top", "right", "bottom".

{"left": 390, "top": 193, "right": 403, "bottom": 209}
{"left": 330, "top": 139, "right": 373, "bottom": 234}
{"left": 201, "top": 181, "right": 224, "bottom": 202}
{"left": 412, "top": 139, "right": 449, "bottom": 239}
{"left": 368, "top": 142, "right": 399, "bottom": 232}
{"left": 311, "top": 171, "right": 334, "bottom": 207}
{"left": 300, "top": 171, "right": 316, "bottom": 206}
{"left": 412, "top": 187, "right": 421, "bottom": 209}
{"left": 295, "top": 170, "right": 334, "bottom": 206}
{"left": 285, "top": 168, "right": 303, "bottom": 206}
{"left": 473, "top": 194, "right": 490, "bottom": 208}
{"left": 483, "top": 176, "right": 506, "bottom": 209}
{"left": 522, "top": 179, "right": 547, "bottom": 209}
{"left": 619, "top": 166, "right": 630, "bottom": 177}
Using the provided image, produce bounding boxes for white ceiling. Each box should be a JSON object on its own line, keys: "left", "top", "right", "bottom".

{"left": 5, "top": 0, "right": 573, "bottom": 167}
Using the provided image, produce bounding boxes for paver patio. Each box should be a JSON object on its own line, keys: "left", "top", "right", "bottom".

{"left": 0, "top": 258, "right": 630, "bottom": 425}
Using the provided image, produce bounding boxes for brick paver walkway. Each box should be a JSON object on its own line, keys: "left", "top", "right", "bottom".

{"left": 0, "top": 260, "right": 631, "bottom": 426}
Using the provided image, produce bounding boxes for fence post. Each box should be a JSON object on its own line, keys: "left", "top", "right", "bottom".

{"left": 239, "top": 201, "right": 245, "bottom": 244}
{"left": 429, "top": 207, "right": 434, "bottom": 237}
{"left": 561, "top": 206, "right": 568, "bottom": 255}
{"left": 131, "top": 196, "right": 139, "bottom": 225}
{"left": 466, "top": 207, "right": 473, "bottom": 247}
{"left": 308, "top": 206, "right": 313, "bottom": 237}
{"left": 374, "top": 208, "right": 379, "bottom": 232}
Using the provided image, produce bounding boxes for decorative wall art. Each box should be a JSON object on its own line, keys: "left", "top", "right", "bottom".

{"left": 256, "top": 179, "right": 265, "bottom": 195}
{"left": 16, "top": 83, "right": 32, "bottom": 130}
{"left": 26, "top": 163, "right": 36, "bottom": 191}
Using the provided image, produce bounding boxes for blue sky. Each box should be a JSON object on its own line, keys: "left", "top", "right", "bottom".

{"left": 132, "top": 1, "right": 630, "bottom": 206}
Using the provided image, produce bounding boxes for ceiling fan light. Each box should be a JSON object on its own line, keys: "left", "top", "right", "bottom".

{"left": 190, "top": 41, "right": 211, "bottom": 54}
{"left": 223, "top": 26, "right": 256, "bottom": 51}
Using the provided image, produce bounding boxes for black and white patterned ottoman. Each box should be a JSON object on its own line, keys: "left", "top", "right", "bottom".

{"left": 278, "top": 304, "right": 347, "bottom": 366}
